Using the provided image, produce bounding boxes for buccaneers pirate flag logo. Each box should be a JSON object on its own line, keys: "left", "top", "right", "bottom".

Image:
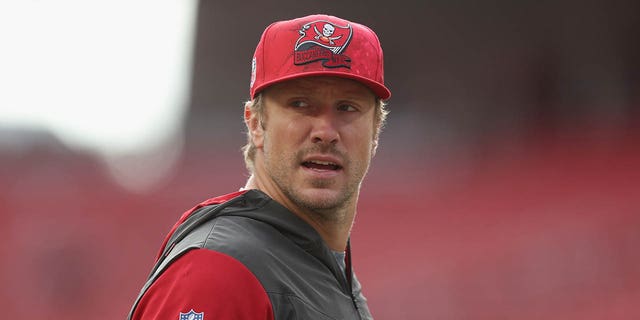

{"left": 294, "top": 20, "right": 353, "bottom": 68}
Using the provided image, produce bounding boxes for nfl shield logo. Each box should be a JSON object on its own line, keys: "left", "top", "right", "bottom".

{"left": 179, "top": 309, "right": 204, "bottom": 320}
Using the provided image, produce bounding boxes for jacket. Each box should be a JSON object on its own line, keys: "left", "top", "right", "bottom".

{"left": 128, "top": 189, "right": 373, "bottom": 320}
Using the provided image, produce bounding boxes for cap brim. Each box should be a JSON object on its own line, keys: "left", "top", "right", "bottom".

{"left": 252, "top": 71, "right": 391, "bottom": 100}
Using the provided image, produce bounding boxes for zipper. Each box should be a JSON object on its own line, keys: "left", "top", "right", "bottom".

{"left": 346, "top": 240, "right": 363, "bottom": 320}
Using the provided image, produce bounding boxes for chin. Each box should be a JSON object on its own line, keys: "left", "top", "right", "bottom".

{"left": 295, "top": 187, "right": 351, "bottom": 211}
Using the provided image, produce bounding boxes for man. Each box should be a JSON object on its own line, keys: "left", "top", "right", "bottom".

{"left": 128, "top": 14, "right": 391, "bottom": 320}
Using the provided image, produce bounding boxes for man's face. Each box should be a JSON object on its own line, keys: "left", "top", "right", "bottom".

{"left": 249, "top": 76, "right": 377, "bottom": 220}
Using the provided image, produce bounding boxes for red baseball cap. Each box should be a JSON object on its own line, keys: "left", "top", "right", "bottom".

{"left": 250, "top": 14, "right": 391, "bottom": 100}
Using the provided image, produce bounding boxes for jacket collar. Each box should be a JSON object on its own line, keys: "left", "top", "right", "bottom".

{"left": 230, "top": 189, "right": 353, "bottom": 293}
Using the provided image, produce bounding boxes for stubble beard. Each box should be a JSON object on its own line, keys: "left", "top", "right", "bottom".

{"left": 265, "top": 145, "right": 368, "bottom": 224}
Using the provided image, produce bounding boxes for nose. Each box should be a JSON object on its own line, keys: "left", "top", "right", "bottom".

{"left": 310, "top": 112, "right": 339, "bottom": 145}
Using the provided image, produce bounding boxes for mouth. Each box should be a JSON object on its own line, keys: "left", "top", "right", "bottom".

{"left": 301, "top": 159, "right": 343, "bottom": 171}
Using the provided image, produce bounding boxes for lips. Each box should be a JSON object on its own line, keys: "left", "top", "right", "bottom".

{"left": 302, "top": 160, "right": 342, "bottom": 171}
{"left": 301, "top": 156, "right": 343, "bottom": 172}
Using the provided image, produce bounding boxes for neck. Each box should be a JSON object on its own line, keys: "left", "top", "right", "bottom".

{"left": 244, "top": 174, "right": 356, "bottom": 251}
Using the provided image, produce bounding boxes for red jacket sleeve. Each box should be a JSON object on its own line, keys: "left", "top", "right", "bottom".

{"left": 132, "top": 249, "right": 274, "bottom": 320}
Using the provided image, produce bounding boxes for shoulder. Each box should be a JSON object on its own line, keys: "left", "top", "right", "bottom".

{"left": 132, "top": 248, "right": 274, "bottom": 320}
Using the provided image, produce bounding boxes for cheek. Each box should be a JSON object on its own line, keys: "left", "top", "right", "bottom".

{"left": 352, "top": 118, "right": 375, "bottom": 145}
{"left": 345, "top": 121, "right": 376, "bottom": 153}
{"left": 264, "top": 120, "right": 305, "bottom": 152}
{"left": 282, "top": 119, "right": 309, "bottom": 144}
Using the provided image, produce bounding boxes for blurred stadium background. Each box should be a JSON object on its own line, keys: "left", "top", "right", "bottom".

{"left": 1, "top": 1, "right": 639, "bottom": 319}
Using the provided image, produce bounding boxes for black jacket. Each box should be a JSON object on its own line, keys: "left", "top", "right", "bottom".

{"left": 129, "top": 189, "right": 373, "bottom": 320}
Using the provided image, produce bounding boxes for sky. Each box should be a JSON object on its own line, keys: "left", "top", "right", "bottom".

{"left": 0, "top": 0, "right": 197, "bottom": 156}
{"left": 0, "top": 0, "right": 198, "bottom": 192}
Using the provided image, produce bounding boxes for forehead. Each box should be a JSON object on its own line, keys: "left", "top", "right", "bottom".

{"left": 265, "top": 76, "right": 376, "bottom": 100}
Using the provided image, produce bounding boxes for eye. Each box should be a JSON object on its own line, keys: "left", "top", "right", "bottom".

{"left": 337, "top": 103, "right": 358, "bottom": 112}
{"left": 290, "top": 100, "right": 310, "bottom": 108}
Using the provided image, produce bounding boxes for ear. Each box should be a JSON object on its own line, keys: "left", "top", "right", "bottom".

{"left": 245, "top": 101, "right": 264, "bottom": 148}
